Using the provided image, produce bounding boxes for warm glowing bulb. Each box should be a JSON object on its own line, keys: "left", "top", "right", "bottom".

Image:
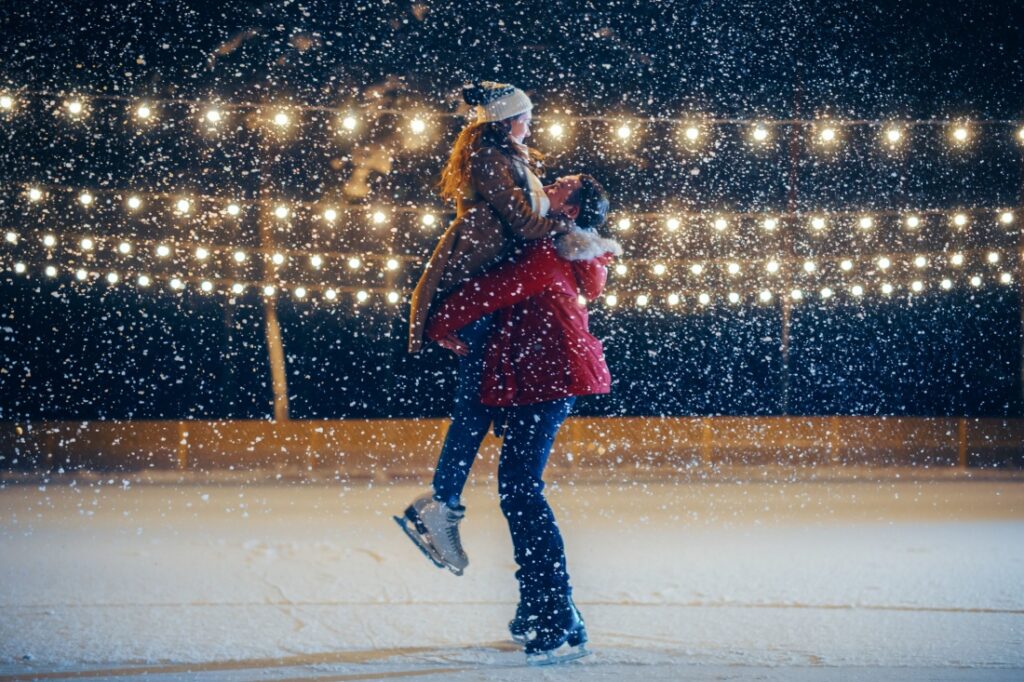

{"left": 118, "top": 241, "right": 132, "bottom": 254}
{"left": 698, "top": 293, "right": 711, "bottom": 305}
{"left": 790, "top": 289, "right": 804, "bottom": 301}
{"left": 617, "top": 217, "right": 631, "bottom": 231}
{"left": 137, "top": 275, "right": 151, "bottom": 287}
{"left": 666, "top": 217, "right": 681, "bottom": 231}
{"left": 727, "top": 262, "right": 740, "bottom": 275}
{"left": 987, "top": 251, "right": 1000, "bottom": 264}
{"left": 684, "top": 126, "right": 700, "bottom": 141}
{"left": 667, "top": 293, "right": 680, "bottom": 306}
{"left": 293, "top": 286, "right": 306, "bottom": 299}
{"left": 911, "top": 280, "right": 924, "bottom": 293}
{"left": 127, "top": 195, "right": 142, "bottom": 210}
{"left": 205, "top": 109, "right": 222, "bottom": 123}
{"left": 636, "top": 294, "right": 649, "bottom": 307}
{"left": 156, "top": 244, "right": 171, "bottom": 258}
{"left": 372, "top": 210, "right": 387, "bottom": 225}
{"left": 820, "top": 287, "right": 834, "bottom": 299}
{"left": 858, "top": 216, "right": 874, "bottom": 230}
{"left": 1000, "top": 272, "right": 1012, "bottom": 284}
{"left": 386, "top": 257, "right": 400, "bottom": 270}
{"left": 176, "top": 198, "right": 190, "bottom": 214}
{"left": 273, "top": 112, "right": 289, "bottom": 127}
{"left": 195, "top": 247, "right": 209, "bottom": 260}
{"left": 999, "top": 211, "right": 1014, "bottom": 225}
{"left": 310, "top": 255, "right": 323, "bottom": 268}
{"left": 323, "top": 208, "right": 337, "bottom": 222}
{"left": 348, "top": 256, "right": 361, "bottom": 269}
{"left": 200, "top": 280, "right": 213, "bottom": 293}
{"left": 274, "top": 205, "right": 289, "bottom": 219}
{"left": 970, "top": 275, "right": 982, "bottom": 287}
{"left": 226, "top": 203, "right": 240, "bottom": 216}
{"left": 136, "top": 104, "right": 152, "bottom": 120}
{"left": 803, "top": 260, "right": 817, "bottom": 273}
{"left": 952, "top": 126, "right": 969, "bottom": 142}
{"left": 79, "top": 192, "right": 93, "bottom": 206}
{"left": 324, "top": 288, "right": 337, "bottom": 301}
{"left": 905, "top": 215, "right": 920, "bottom": 229}
{"left": 713, "top": 217, "right": 728, "bottom": 231}
{"left": 819, "top": 126, "right": 837, "bottom": 143}
{"left": 13, "top": 262, "right": 26, "bottom": 274}
{"left": 851, "top": 285, "right": 864, "bottom": 297}
{"left": 233, "top": 251, "right": 247, "bottom": 263}
{"left": 752, "top": 125, "right": 769, "bottom": 142}
{"left": 885, "top": 127, "right": 902, "bottom": 143}
{"left": 840, "top": 259, "right": 853, "bottom": 271}
{"left": 914, "top": 255, "right": 927, "bottom": 268}
{"left": 341, "top": 115, "right": 357, "bottom": 131}
{"left": 271, "top": 252, "right": 285, "bottom": 265}
{"left": 356, "top": 290, "right": 369, "bottom": 303}
{"left": 421, "top": 213, "right": 435, "bottom": 227}
{"left": 0, "top": 95, "right": 13, "bottom": 110}
{"left": 877, "top": 257, "right": 891, "bottom": 270}
{"left": 80, "top": 237, "right": 94, "bottom": 251}
{"left": 881, "top": 283, "right": 894, "bottom": 295}
{"left": 759, "top": 290, "right": 772, "bottom": 302}
{"left": 410, "top": 118, "right": 426, "bottom": 134}
{"left": 67, "top": 100, "right": 83, "bottom": 115}
{"left": 762, "top": 217, "right": 778, "bottom": 230}
{"left": 951, "top": 253, "right": 964, "bottom": 266}
{"left": 953, "top": 213, "right": 968, "bottom": 227}
{"left": 766, "top": 260, "right": 780, "bottom": 274}
{"left": 231, "top": 283, "right": 244, "bottom": 294}
{"left": 605, "top": 294, "right": 618, "bottom": 306}
{"left": 614, "top": 263, "right": 628, "bottom": 275}
{"left": 811, "top": 216, "right": 826, "bottom": 231}
{"left": 43, "top": 234, "right": 56, "bottom": 247}
{"left": 4, "top": 231, "right": 17, "bottom": 244}
{"left": 28, "top": 187, "right": 43, "bottom": 202}
{"left": 387, "top": 291, "right": 400, "bottom": 304}
{"left": 106, "top": 272, "right": 119, "bottom": 284}
{"left": 690, "top": 263, "right": 703, "bottom": 275}
{"left": 616, "top": 124, "right": 631, "bottom": 140}
{"left": 548, "top": 123, "right": 565, "bottom": 139}
{"left": 728, "top": 292, "right": 740, "bottom": 304}
{"left": 941, "top": 278, "right": 953, "bottom": 290}
{"left": 75, "top": 269, "right": 88, "bottom": 281}
{"left": 263, "top": 285, "right": 276, "bottom": 296}
{"left": 652, "top": 263, "right": 667, "bottom": 276}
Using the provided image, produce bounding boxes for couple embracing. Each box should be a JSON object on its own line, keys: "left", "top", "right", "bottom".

{"left": 395, "top": 80, "right": 621, "bottom": 665}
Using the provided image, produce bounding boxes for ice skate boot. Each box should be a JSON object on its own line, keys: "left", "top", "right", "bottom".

{"left": 511, "top": 594, "right": 584, "bottom": 645}
{"left": 393, "top": 492, "right": 469, "bottom": 576}
{"left": 524, "top": 595, "right": 590, "bottom": 666}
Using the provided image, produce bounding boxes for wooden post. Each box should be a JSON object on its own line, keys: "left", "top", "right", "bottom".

{"left": 700, "top": 417, "right": 713, "bottom": 465}
{"left": 958, "top": 417, "right": 968, "bottom": 469}
{"left": 176, "top": 421, "right": 189, "bottom": 470}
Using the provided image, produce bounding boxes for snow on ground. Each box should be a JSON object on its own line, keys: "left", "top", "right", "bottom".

{"left": 0, "top": 467, "right": 1022, "bottom": 680}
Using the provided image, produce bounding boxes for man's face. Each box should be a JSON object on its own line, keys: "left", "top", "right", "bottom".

{"left": 546, "top": 174, "right": 582, "bottom": 217}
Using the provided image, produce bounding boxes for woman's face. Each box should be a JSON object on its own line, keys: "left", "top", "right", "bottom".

{"left": 509, "top": 111, "right": 532, "bottom": 143}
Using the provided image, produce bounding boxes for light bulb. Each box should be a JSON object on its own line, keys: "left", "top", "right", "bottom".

{"left": 950, "top": 253, "right": 964, "bottom": 266}
{"left": 858, "top": 216, "right": 874, "bottom": 230}
{"left": 790, "top": 289, "right": 804, "bottom": 301}
{"left": 410, "top": 118, "right": 426, "bottom": 134}
{"left": 759, "top": 290, "right": 772, "bottom": 302}
{"left": 999, "top": 211, "right": 1014, "bottom": 225}
{"left": 274, "top": 205, "right": 289, "bottom": 219}
{"left": 13, "top": 262, "right": 26, "bottom": 274}
{"left": 387, "top": 291, "right": 400, "bottom": 304}
{"left": 66, "top": 100, "right": 83, "bottom": 115}
{"left": 683, "top": 126, "right": 700, "bottom": 142}
{"left": 851, "top": 285, "right": 864, "bottom": 297}
{"left": 698, "top": 293, "right": 711, "bottom": 305}
{"left": 652, "top": 263, "right": 666, "bottom": 276}
{"left": 616, "top": 124, "right": 631, "bottom": 140}
{"left": 820, "top": 287, "right": 834, "bottom": 299}
{"left": 911, "top": 280, "right": 923, "bottom": 292}
{"left": 840, "top": 259, "right": 853, "bottom": 271}
{"left": 195, "top": 247, "right": 209, "bottom": 260}
{"left": 421, "top": 213, "right": 435, "bottom": 227}
{"left": 136, "top": 104, "right": 152, "bottom": 120}
{"left": 271, "top": 252, "right": 285, "bottom": 265}
{"left": 205, "top": 109, "right": 222, "bottom": 123}
{"left": 0, "top": 95, "right": 13, "bottom": 110}
{"left": 803, "top": 260, "right": 817, "bottom": 273}
{"left": 952, "top": 126, "right": 969, "bottom": 143}
{"left": 324, "top": 288, "right": 337, "bottom": 301}
{"left": 713, "top": 217, "right": 728, "bottom": 231}
{"left": 885, "top": 127, "right": 902, "bottom": 143}
{"left": 226, "top": 203, "right": 240, "bottom": 216}
{"left": 548, "top": 123, "right": 565, "bottom": 139}
{"left": 762, "top": 217, "right": 778, "bottom": 230}
{"left": 811, "top": 216, "right": 826, "bottom": 230}
{"left": 348, "top": 256, "right": 361, "bottom": 269}
{"left": 727, "top": 262, "right": 740, "bottom": 275}
{"left": 667, "top": 293, "right": 680, "bottom": 306}
{"left": 970, "top": 275, "right": 982, "bottom": 287}
{"left": 766, "top": 260, "right": 780, "bottom": 274}
{"left": 43, "top": 234, "right": 56, "bottom": 247}
{"left": 356, "top": 290, "right": 369, "bottom": 303}
{"left": 28, "top": 187, "right": 43, "bottom": 202}
{"left": 80, "top": 237, "right": 94, "bottom": 251}
{"left": 819, "top": 126, "right": 837, "bottom": 143}
{"left": 1000, "top": 272, "right": 1012, "bottom": 284}
{"left": 752, "top": 125, "right": 769, "bottom": 142}
{"left": 4, "top": 231, "right": 17, "bottom": 244}
{"left": 127, "top": 195, "right": 142, "bottom": 210}
{"left": 231, "top": 283, "right": 244, "bottom": 294}
{"left": 176, "top": 198, "right": 190, "bottom": 214}
{"left": 76, "top": 269, "right": 88, "bottom": 281}
{"left": 987, "top": 252, "right": 1000, "bottom": 264}
{"left": 617, "top": 217, "right": 631, "bottom": 231}
{"left": 881, "top": 283, "right": 894, "bottom": 295}
{"left": 904, "top": 215, "right": 920, "bottom": 229}
{"left": 200, "top": 280, "right": 213, "bottom": 292}
{"left": 137, "top": 275, "right": 151, "bottom": 287}
{"left": 386, "top": 257, "right": 400, "bottom": 271}
{"left": 341, "top": 115, "right": 357, "bottom": 131}
{"left": 323, "top": 208, "right": 337, "bottom": 222}
{"left": 953, "top": 213, "right": 968, "bottom": 227}
{"left": 614, "top": 263, "right": 628, "bottom": 275}
{"left": 728, "top": 292, "right": 740, "bottom": 304}
{"left": 636, "top": 294, "right": 649, "bottom": 307}
{"left": 605, "top": 294, "right": 618, "bottom": 306}
{"left": 310, "top": 255, "right": 323, "bottom": 268}
{"left": 293, "top": 286, "right": 306, "bottom": 299}
{"left": 106, "top": 272, "right": 119, "bottom": 284}
{"left": 118, "top": 241, "right": 132, "bottom": 254}
{"left": 79, "top": 192, "right": 93, "bottom": 206}
{"left": 690, "top": 263, "right": 703, "bottom": 275}
{"left": 914, "top": 255, "right": 927, "bottom": 268}
{"left": 877, "top": 257, "right": 891, "bottom": 270}
{"left": 263, "top": 285, "right": 276, "bottom": 296}
{"left": 273, "top": 112, "right": 289, "bottom": 127}
{"left": 233, "top": 251, "right": 247, "bottom": 263}
{"left": 372, "top": 210, "right": 387, "bottom": 224}
{"left": 156, "top": 244, "right": 171, "bottom": 258}
{"left": 940, "top": 278, "right": 953, "bottom": 290}
{"left": 666, "top": 217, "right": 680, "bottom": 231}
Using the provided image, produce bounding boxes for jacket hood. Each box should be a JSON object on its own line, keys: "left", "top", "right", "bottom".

{"left": 554, "top": 226, "right": 623, "bottom": 261}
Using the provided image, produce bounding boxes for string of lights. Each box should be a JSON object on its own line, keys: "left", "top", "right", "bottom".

{"left": 4, "top": 89, "right": 1024, "bottom": 147}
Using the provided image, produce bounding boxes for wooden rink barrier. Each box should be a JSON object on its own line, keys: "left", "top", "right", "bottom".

{"left": 1, "top": 417, "right": 1021, "bottom": 475}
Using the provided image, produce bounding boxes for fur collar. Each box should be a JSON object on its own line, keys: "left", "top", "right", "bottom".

{"left": 554, "top": 226, "right": 624, "bottom": 261}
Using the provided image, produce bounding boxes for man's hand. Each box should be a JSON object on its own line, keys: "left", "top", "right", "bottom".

{"left": 436, "top": 333, "right": 469, "bottom": 357}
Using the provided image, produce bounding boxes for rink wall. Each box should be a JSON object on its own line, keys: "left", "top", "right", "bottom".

{"left": 0, "top": 417, "right": 1021, "bottom": 474}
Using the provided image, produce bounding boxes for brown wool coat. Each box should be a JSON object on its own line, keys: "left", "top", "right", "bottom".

{"left": 407, "top": 145, "right": 570, "bottom": 352}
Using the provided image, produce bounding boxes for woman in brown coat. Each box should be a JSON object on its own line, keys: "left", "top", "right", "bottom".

{"left": 396, "top": 81, "right": 576, "bottom": 576}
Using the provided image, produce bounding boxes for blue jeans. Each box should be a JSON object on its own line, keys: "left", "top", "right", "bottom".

{"left": 431, "top": 313, "right": 496, "bottom": 508}
{"left": 498, "top": 397, "right": 576, "bottom": 603}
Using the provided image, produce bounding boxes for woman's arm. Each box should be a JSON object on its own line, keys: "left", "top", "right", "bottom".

{"left": 471, "top": 147, "right": 571, "bottom": 240}
{"left": 426, "top": 243, "right": 560, "bottom": 341}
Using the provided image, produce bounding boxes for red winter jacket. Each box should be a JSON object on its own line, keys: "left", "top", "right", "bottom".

{"left": 426, "top": 228, "right": 622, "bottom": 407}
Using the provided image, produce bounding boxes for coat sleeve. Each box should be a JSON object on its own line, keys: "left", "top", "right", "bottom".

{"left": 572, "top": 253, "right": 614, "bottom": 301}
{"left": 470, "top": 147, "right": 570, "bottom": 240}
{"left": 426, "top": 244, "right": 558, "bottom": 341}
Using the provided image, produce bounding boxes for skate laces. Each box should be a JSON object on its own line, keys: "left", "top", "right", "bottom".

{"left": 445, "top": 509, "right": 465, "bottom": 554}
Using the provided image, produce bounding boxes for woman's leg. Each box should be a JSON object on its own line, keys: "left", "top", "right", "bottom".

{"left": 497, "top": 397, "right": 576, "bottom": 603}
{"left": 430, "top": 312, "right": 495, "bottom": 508}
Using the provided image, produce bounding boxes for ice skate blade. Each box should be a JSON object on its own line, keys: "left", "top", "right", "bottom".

{"left": 393, "top": 515, "right": 445, "bottom": 570}
{"left": 526, "top": 644, "right": 591, "bottom": 666}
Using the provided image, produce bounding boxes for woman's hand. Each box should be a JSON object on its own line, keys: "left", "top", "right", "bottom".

{"left": 436, "top": 333, "right": 469, "bottom": 357}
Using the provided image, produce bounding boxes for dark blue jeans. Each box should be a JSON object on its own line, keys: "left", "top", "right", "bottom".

{"left": 498, "top": 397, "right": 576, "bottom": 603}
{"left": 431, "top": 313, "right": 496, "bottom": 509}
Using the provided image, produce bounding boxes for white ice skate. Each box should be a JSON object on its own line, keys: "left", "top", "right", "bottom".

{"left": 393, "top": 492, "right": 469, "bottom": 576}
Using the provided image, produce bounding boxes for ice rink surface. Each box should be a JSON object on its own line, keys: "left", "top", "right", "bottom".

{"left": 1, "top": 467, "right": 1022, "bottom": 681}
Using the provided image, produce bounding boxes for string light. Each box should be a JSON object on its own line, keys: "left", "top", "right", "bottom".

{"left": 851, "top": 284, "right": 864, "bottom": 297}
{"left": 636, "top": 294, "right": 649, "bottom": 307}
{"left": 940, "top": 278, "right": 953, "bottom": 290}
{"left": 690, "top": 263, "right": 704, "bottom": 275}
{"left": 274, "top": 205, "right": 290, "bottom": 219}
{"left": 80, "top": 237, "right": 94, "bottom": 251}
{"left": 913, "top": 255, "right": 927, "bottom": 268}
{"left": 271, "top": 252, "right": 285, "bottom": 265}
{"left": 106, "top": 272, "right": 119, "bottom": 284}
{"left": 614, "top": 263, "right": 628, "bottom": 275}
{"left": 226, "top": 203, "right": 241, "bottom": 216}
{"left": 840, "top": 259, "right": 853, "bottom": 271}
{"left": 233, "top": 250, "right": 247, "bottom": 263}
{"left": 547, "top": 122, "right": 565, "bottom": 139}
{"left": 78, "top": 192, "right": 93, "bottom": 206}
{"left": 950, "top": 253, "right": 964, "bottom": 266}
{"left": 323, "top": 208, "right": 337, "bottom": 222}
{"left": 0, "top": 94, "right": 13, "bottom": 110}
{"left": 117, "top": 241, "right": 132, "bottom": 254}
{"left": 616, "top": 124, "right": 632, "bottom": 140}
{"left": 263, "top": 284, "right": 276, "bottom": 296}
{"left": 195, "top": 246, "right": 210, "bottom": 260}
{"left": 790, "top": 289, "right": 804, "bottom": 301}
{"left": 751, "top": 124, "right": 770, "bottom": 143}
{"left": 1000, "top": 272, "right": 1013, "bottom": 284}
{"left": 324, "top": 288, "right": 337, "bottom": 301}
{"left": 175, "top": 198, "right": 190, "bottom": 214}
{"left": 617, "top": 217, "right": 631, "bottom": 231}
{"left": 293, "top": 286, "right": 306, "bottom": 299}
{"left": 820, "top": 287, "right": 834, "bottom": 299}
{"left": 205, "top": 109, "right": 222, "bottom": 123}
{"left": 758, "top": 289, "right": 772, "bottom": 302}
{"left": 762, "top": 217, "right": 778, "bottom": 231}
{"left": 421, "top": 213, "right": 436, "bottom": 227}
{"left": 884, "top": 126, "right": 903, "bottom": 144}
{"left": 340, "top": 115, "right": 358, "bottom": 132}
{"left": 803, "top": 260, "right": 817, "bottom": 273}
{"left": 666, "top": 217, "right": 681, "bottom": 231}
{"left": 605, "top": 294, "right": 618, "bottom": 306}
{"left": 43, "top": 234, "right": 56, "bottom": 247}
{"left": 999, "top": 211, "right": 1014, "bottom": 225}
{"left": 667, "top": 293, "right": 681, "bottom": 306}
{"left": 858, "top": 216, "right": 874, "bottom": 230}
{"left": 372, "top": 210, "right": 387, "bottom": 225}
{"left": 386, "top": 257, "right": 400, "bottom": 271}
{"left": 127, "top": 195, "right": 142, "bottom": 210}
{"left": 970, "top": 275, "right": 982, "bottom": 287}
{"left": 273, "top": 111, "right": 290, "bottom": 127}
{"left": 75, "top": 268, "right": 87, "bottom": 281}
{"left": 135, "top": 104, "right": 153, "bottom": 120}
{"left": 13, "top": 262, "right": 26, "bottom": 274}
{"left": 387, "top": 291, "right": 400, "bottom": 304}
{"left": 951, "top": 124, "right": 970, "bottom": 144}
{"left": 28, "top": 187, "right": 43, "bottom": 202}
{"left": 766, "top": 259, "right": 780, "bottom": 274}
{"left": 156, "top": 244, "right": 171, "bottom": 258}
{"left": 4, "top": 231, "right": 17, "bottom": 244}
{"left": 911, "top": 280, "right": 924, "bottom": 293}
{"left": 356, "top": 289, "right": 369, "bottom": 303}
{"left": 231, "top": 283, "right": 244, "bottom": 294}
{"left": 818, "top": 124, "right": 838, "bottom": 144}
{"left": 310, "top": 254, "right": 323, "bottom": 268}
{"left": 200, "top": 280, "right": 214, "bottom": 292}
{"left": 726, "top": 262, "right": 741, "bottom": 275}
{"left": 904, "top": 215, "right": 921, "bottom": 229}
{"left": 347, "top": 256, "right": 361, "bottom": 269}
{"left": 987, "top": 251, "right": 1000, "bottom": 264}
{"left": 137, "top": 275, "right": 151, "bottom": 287}
{"left": 728, "top": 292, "right": 740, "bottom": 304}
{"left": 65, "top": 99, "right": 85, "bottom": 116}
{"left": 881, "top": 283, "right": 894, "bottom": 295}
{"left": 877, "top": 256, "right": 891, "bottom": 270}
{"left": 810, "top": 216, "right": 826, "bottom": 231}
{"left": 953, "top": 213, "right": 968, "bottom": 227}
{"left": 652, "top": 263, "right": 667, "bottom": 276}
{"left": 698, "top": 293, "right": 711, "bottom": 305}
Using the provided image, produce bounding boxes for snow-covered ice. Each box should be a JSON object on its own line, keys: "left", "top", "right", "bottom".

{"left": 0, "top": 469, "right": 1022, "bottom": 680}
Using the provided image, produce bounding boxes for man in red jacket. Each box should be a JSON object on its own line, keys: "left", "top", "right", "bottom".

{"left": 426, "top": 179, "right": 618, "bottom": 664}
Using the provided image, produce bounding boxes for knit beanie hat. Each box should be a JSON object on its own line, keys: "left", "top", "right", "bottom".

{"left": 462, "top": 81, "right": 533, "bottom": 123}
